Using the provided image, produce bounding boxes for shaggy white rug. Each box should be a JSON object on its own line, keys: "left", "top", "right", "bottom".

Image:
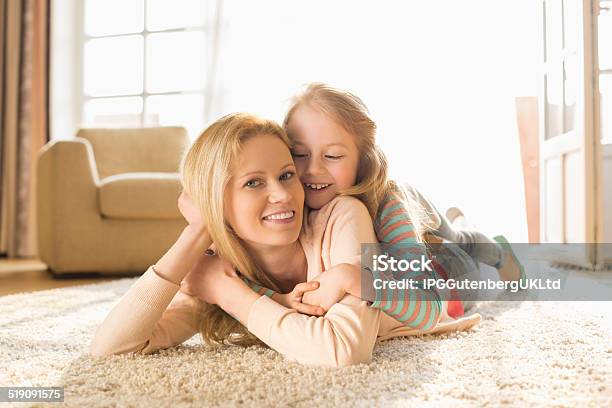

{"left": 1, "top": 277, "right": 611, "bottom": 407}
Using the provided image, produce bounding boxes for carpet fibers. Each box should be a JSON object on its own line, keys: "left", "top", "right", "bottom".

{"left": 1, "top": 277, "right": 611, "bottom": 407}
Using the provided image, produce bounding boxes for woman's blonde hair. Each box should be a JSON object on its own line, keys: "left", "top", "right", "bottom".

{"left": 181, "top": 112, "right": 290, "bottom": 347}
{"left": 283, "top": 82, "right": 430, "bottom": 239}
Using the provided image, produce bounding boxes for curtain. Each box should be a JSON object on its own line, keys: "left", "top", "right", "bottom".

{"left": 0, "top": 0, "right": 50, "bottom": 257}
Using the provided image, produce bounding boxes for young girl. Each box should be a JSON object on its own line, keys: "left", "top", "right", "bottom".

{"left": 244, "top": 82, "right": 526, "bottom": 325}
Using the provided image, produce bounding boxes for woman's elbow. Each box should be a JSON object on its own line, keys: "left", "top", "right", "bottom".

{"left": 89, "top": 339, "right": 114, "bottom": 357}
{"left": 321, "top": 328, "right": 375, "bottom": 368}
{"left": 291, "top": 331, "right": 373, "bottom": 368}
{"left": 306, "top": 350, "right": 370, "bottom": 368}
{"left": 89, "top": 336, "right": 141, "bottom": 357}
{"left": 332, "top": 348, "right": 372, "bottom": 368}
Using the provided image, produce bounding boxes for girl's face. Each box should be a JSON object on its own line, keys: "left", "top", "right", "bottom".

{"left": 286, "top": 103, "right": 360, "bottom": 210}
{"left": 224, "top": 133, "right": 304, "bottom": 248}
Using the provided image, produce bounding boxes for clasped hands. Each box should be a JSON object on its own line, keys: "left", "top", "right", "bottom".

{"left": 271, "top": 263, "right": 359, "bottom": 316}
{"left": 180, "top": 255, "right": 360, "bottom": 316}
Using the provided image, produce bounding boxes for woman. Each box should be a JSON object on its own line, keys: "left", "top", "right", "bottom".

{"left": 89, "top": 113, "right": 481, "bottom": 367}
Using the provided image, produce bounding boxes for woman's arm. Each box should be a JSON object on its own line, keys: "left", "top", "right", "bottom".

{"left": 89, "top": 225, "right": 212, "bottom": 356}
{"left": 180, "top": 255, "right": 379, "bottom": 368}
{"left": 219, "top": 277, "right": 381, "bottom": 368}
{"left": 90, "top": 191, "right": 213, "bottom": 356}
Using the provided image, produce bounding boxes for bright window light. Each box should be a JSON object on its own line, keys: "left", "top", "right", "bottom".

{"left": 146, "top": 31, "right": 206, "bottom": 93}
{"left": 84, "top": 96, "right": 143, "bottom": 125}
{"left": 146, "top": 0, "right": 206, "bottom": 31}
{"left": 84, "top": 35, "right": 144, "bottom": 97}
{"left": 145, "top": 94, "right": 205, "bottom": 138}
{"left": 599, "top": 5, "right": 612, "bottom": 70}
{"left": 601, "top": 75, "right": 612, "bottom": 143}
{"left": 84, "top": 0, "right": 144, "bottom": 37}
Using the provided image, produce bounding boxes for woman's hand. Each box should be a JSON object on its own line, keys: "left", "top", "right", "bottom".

{"left": 272, "top": 282, "right": 325, "bottom": 316}
{"left": 178, "top": 189, "right": 206, "bottom": 230}
{"left": 301, "top": 264, "right": 361, "bottom": 312}
{"left": 179, "top": 253, "right": 238, "bottom": 305}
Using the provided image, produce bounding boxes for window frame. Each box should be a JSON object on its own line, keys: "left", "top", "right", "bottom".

{"left": 78, "top": 0, "right": 209, "bottom": 129}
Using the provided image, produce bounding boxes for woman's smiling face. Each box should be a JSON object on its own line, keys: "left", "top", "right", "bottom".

{"left": 224, "top": 133, "right": 305, "bottom": 248}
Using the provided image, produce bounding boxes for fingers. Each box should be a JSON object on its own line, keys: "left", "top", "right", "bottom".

{"left": 292, "top": 281, "right": 320, "bottom": 297}
{"left": 290, "top": 281, "right": 324, "bottom": 315}
{"left": 292, "top": 302, "right": 325, "bottom": 316}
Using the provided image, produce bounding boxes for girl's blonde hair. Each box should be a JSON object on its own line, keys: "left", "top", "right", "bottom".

{"left": 181, "top": 112, "right": 290, "bottom": 347}
{"left": 283, "top": 82, "right": 431, "bottom": 240}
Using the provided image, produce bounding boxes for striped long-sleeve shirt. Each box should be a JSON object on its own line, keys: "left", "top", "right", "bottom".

{"left": 369, "top": 190, "right": 443, "bottom": 330}
{"left": 243, "top": 189, "right": 444, "bottom": 331}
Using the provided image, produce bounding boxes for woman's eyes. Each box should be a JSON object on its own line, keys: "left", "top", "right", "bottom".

{"left": 244, "top": 179, "right": 262, "bottom": 188}
{"left": 279, "top": 171, "right": 295, "bottom": 181}
{"left": 243, "top": 171, "right": 295, "bottom": 188}
{"left": 325, "top": 155, "right": 344, "bottom": 160}
{"left": 291, "top": 152, "right": 308, "bottom": 158}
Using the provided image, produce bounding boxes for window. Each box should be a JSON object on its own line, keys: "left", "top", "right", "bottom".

{"left": 81, "top": 0, "right": 210, "bottom": 138}
{"left": 599, "top": 1, "right": 612, "bottom": 143}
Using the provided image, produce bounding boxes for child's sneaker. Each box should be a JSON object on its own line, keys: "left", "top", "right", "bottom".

{"left": 493, "top": 235, "right": 527, "bottom": 287}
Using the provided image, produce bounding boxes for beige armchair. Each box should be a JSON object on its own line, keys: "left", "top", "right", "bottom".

{"left": 36, "top": 127, "right": 189, "bottom": 276}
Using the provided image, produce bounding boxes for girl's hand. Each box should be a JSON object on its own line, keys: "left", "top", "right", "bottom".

{"left": 272, "top": 282, "right": 325, "bottom": 316}
{"left": 178, "top": 189, "right": 206, "bottom": 229}
{"left": 179, "top": 253, "right": 237, "bottom": 305}
{"left": 301, "top": 264, "right": 360, "bottom": 311}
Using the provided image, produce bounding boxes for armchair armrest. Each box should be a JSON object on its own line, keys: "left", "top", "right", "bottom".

{"left": 36, "top": 137, "right": 101, "bottom": 265}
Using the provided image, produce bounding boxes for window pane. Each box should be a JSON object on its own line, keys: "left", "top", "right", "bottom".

{"left": 146, "top": 31, "right": 206, "bottom": 93}
{"left": 599, "top": 4, "right": 612, "bottom": 70}
{"left": 145, "top": 94, "right": 204, "bottom": 138}
{"left": 146, "top": 0, "right": 205, "bottom": 31}
{"left": 545, "top": 0, "right": 563, "bottom": 63}
{"left": 84, "top": 36, "right": 144, "bottom": 97}
{"left": 564, "top": 55, "right": 576, "bottom": 133}
{"left": 84, "top": 97, "right": 143, "bottom": 126}
{"left": 562, "top": 0, "right": 578, "bottom": 52}
{"left": 546, "top": 63, "right": 564, "bottom": 139}
{"left": 85, "top": 0, "right": 144, "bottom": 36}
{"left": 601, "top": 75, "right": 612, "bottom": 143}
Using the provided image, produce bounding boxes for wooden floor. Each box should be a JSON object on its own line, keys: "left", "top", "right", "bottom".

{"left": 0, "top": 258, "right": 125, "bottom": 296}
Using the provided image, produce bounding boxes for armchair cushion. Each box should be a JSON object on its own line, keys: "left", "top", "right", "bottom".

{"left": 99, "top": 173, "right": 182, "bottom": 219}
